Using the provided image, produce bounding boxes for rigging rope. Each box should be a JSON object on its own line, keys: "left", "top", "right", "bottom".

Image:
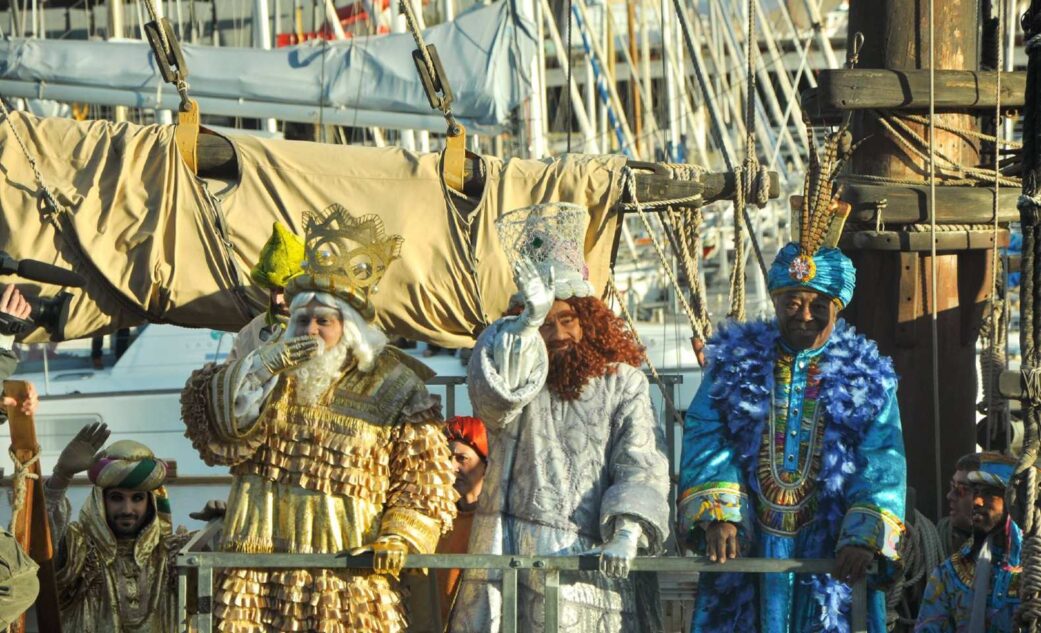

{"left": 622, "top": 167, "right": 710, "bottom": 341}
{"left": 984, "top": 0, "right": 1007, "bottom": 446}
{"left": 8, "top": 448, "right": 39, "bottom": 534}
{"left": 1015, "top": 5, "right": 1041, "bottom": 629}
{"left": 565, "top": 0, "right": 573, "bottom": 154}
{"left": 607, "top": 276, "right": 684, "bottom": 429}
{"left": 885, "top": 509, "right": 944, "bottom": 628}
{"left": 927, "top": 0, "right": 942, "bottom": 521}
{"left": 872, "top": 111, "right": 1022, "bottom": 187}
{"left": 727, "top": 0, "right": 764, "bottom": 322}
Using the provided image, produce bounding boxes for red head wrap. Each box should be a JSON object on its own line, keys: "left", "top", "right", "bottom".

{"left": 444, "top": 416, "right": 489, "bottom": 462}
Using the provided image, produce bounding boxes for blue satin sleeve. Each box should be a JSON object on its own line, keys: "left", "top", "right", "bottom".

{"left": 836, "top": 389, "right": 907, "bottom": 560}
{"left": 677, "top": 372, "right": 752, "bottom": 548}
{"left": 913, "top": 565, "right": 956, "bottom": 632}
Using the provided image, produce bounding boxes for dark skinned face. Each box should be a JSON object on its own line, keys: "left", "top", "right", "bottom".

{"left": 104, "top": 488, "right": 151, "bottom": 538}
{"left": 971, "top": 484, "right": 1007, "bottom": 535}
{"left": 773, "top": 289, "right": 838, "bottom": 351}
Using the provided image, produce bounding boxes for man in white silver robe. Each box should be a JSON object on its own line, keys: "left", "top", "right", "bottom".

{"left": 450, "top": 204, "right": 670, "bottom": 633}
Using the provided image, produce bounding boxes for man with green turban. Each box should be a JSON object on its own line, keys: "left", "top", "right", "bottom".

{"left": 228, "top": 222, "right": 305, "bottom": 361}
{"left": 43, "top": 423, "right": 224, "bottom": 632}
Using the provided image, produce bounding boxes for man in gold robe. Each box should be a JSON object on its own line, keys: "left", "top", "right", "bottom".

{"left": 44, "top": 423, "right": 200, "bottom": 632}
{"left": 181, "top": 204, "right": 457, "bottom": 632}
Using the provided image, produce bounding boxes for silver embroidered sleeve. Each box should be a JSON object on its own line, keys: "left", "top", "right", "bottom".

{"left": 599, "top": 366, "right": 671, "bottom": 554}
{"left": 468, "top": 320, "right": 548, "bottom": 432}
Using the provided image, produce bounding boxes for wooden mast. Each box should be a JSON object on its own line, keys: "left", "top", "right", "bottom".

{"left": 841, "top": 0, "right": 993, "bottom": 519}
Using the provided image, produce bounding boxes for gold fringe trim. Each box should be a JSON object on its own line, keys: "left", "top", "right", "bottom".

{"left": 378, "top": 507, "right": 442, "bottom": 554}
{"left": 214, "top": 568, "right": 408, "bottom": 633}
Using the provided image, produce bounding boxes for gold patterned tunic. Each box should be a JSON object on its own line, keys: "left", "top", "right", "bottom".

{"left": 44, "top": 485, "right": 190, "bottom": 633}
{"left": 182, "top": 346, "right": 457, "bottom": 633}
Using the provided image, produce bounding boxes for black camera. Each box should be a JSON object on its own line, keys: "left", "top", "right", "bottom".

{"left": 0, "top": 291, "right": 73, "bottom": 337}
{"left": 0, "top": 251, "right": 84, "bottom": 338}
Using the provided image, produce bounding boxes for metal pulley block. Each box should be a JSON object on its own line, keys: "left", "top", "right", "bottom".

{"left": 144, "top": 17, "right": 189, "bottom": 85}
{"left": 412, "top": 44, "right": 457, "bottom": 129}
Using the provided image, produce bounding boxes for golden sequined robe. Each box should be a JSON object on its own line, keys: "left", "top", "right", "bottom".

{"left": 182, "top": 347, "right": 457, "bottom": 633}
{"left": 44, "top": 485, "right": 190, "bottom": 633}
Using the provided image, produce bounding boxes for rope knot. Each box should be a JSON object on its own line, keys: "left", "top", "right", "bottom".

{"left": 8, "top": 447, "right": 40, "bottom": 533}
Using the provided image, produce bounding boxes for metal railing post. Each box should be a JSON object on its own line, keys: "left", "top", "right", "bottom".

{"left": 852, "top": 576, "right": 868, "bottom": 633}
{"left": 501, "top": 564, "right": 518, "bottom": 633}
{"left": 445, "top": 380, "right": 456, "bottom": 418}
{"left": 197, "top": 562, "right": 214, "bottom": 633}
{"left": 544, "top": 567, "right": 560, "bottom": 633}
{"left": 177, "top": 567, "right": 189, "bottom": 633}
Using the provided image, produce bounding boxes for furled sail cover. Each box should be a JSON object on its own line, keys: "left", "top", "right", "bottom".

{"left": 0, "top": 112, "right": 625, "bottom": 346}
{"left": 0, "top": 0, "right": 535, "bottom": 133}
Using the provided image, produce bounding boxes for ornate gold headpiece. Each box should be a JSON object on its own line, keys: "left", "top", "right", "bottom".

{"left": 285, "top": 204, "right": 403, "bottom": 321}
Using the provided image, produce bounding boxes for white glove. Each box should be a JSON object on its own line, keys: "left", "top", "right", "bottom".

{"left": 501, "top": 257, "right": 554, "bottom": 338}
{"left": 585, "top": 518, "right": 643, "bottom": 579}
{"left": 491, "top": 328, "right": 537, "bottom": 391}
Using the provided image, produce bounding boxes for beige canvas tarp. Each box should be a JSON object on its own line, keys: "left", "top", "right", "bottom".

{"left": 0, "top": 112, "right": 626, "bottom": 347}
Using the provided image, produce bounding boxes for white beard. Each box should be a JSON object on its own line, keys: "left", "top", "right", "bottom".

{"left": 288, "top": 337, "right": 350, "bottom": 406}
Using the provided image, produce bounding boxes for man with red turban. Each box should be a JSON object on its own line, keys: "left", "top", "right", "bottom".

{"left": 434, "top": 415, "right": 489, "bottom": 621}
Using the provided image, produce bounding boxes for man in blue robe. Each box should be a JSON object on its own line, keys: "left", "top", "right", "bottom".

{"left": 915, "top": 452, "right": 1023, "bottom": 632}
{"left": 678, "top": 239, "right": 907, "bottom": 633}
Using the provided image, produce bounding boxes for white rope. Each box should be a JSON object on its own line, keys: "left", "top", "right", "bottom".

{"left": 928, "top": 0, "right": 943, "bottom": 520}
{"left": 8, "top": 449, "right": 39, "bottom": 534}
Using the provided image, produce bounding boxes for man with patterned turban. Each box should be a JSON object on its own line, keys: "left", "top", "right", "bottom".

{"left": 916, "top": 452, "right": 1025, "bottom": 632}
{"left": 678, "top": 139, "right": 907, "bottom": 633}
{"left": 227, "top": 221, "right": 306, "bottom": 362}
{"left": 450, "top": 203, "right": 671, "bottom": 633}
{"left": 43, "top": 422, "right": 197, "bottom": 632}
{"left": 181, "top": 204, "right": 457, "bottom": 632}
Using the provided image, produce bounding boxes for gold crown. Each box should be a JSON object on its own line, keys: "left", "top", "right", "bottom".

{"left": 285, "top": 204, "right": 403, "bottom": 321}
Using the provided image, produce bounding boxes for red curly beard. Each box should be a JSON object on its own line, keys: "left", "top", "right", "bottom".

{"left": 509, "top": 296, "right": 645, "bottom": 401}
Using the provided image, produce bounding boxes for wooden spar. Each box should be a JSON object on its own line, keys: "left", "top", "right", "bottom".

{"left": 193, "top": 134, "right": 781, "bottom": 209}
{"left": 5, "top": 381, "right": 62, "bottom": 633}
{"left": 843, "top": 0, "right": 987, "bottom": 520}
{"left": 804, "top": 69, "right": 1027, "bottom": 115}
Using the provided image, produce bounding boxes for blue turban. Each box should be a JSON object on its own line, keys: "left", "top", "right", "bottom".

{"left": 768, "top": 242, "right": 857, "bottom": 307}
{"left": 966, "top": 452, "right": 1019, "bottom": 489}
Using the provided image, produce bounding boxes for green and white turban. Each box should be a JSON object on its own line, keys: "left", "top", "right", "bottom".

{"left": 88, "top": 439, "right": 171, "bottom": 522}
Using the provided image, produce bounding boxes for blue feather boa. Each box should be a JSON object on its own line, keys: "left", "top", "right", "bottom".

{"left": 698, "top": 318, "right": 896, "bottom": 633}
